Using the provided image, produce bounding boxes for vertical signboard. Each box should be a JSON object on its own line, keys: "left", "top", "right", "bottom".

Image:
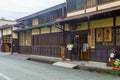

{"left": 88, "top": 29, "right": 95, "bottom": 48}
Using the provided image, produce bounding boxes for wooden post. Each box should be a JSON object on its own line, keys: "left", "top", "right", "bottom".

{"left": 87, "top": 16, "right": 90, "bottom": 61}
{"left": 60, "top": 23, "right": 66, "bottom": 61}
{"left": 1, "top": 29, "right": 3, "bottom": 52}
{"left": 62, "top": 6, "right": 65, "bottom": 18}
{"left": 18, "top": 32, "right": 20, "bottom": 53}
{"left": 84, "top": 0, "right": 87, "bottom": 13}
{"left": 60, "top": 44, "right": 66, "bottom": 61}
{"left": 62, "top": 24, "right": 65, "bottom": 45}
{"left": 113, "top": 16, "right": 116, "bottom": 48}
{"left": 96, "top": 0, "right": 98, "bottom": 11}
{"left": 11, "top": 26, "right": 13, "bottom": 54}
{"left": 88, "top": 16, "right": 90, "bottom": 35}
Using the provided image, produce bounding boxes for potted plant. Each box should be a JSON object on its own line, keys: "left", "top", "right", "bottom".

{"left": 113, "top": 59, "right": 120, "bottom": 70}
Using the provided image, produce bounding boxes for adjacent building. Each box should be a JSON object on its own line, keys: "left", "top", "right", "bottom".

{"left": 0, "top": 19, "right": 16, "bottom": 52}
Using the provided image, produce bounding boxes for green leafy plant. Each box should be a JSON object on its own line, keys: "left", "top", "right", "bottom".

{"left": 114, "top": 59, "right": 120, "bottom": 67}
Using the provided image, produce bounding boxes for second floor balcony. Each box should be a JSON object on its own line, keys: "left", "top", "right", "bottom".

{"left": 67, "top": 0, "right": 120, "bottom": 17}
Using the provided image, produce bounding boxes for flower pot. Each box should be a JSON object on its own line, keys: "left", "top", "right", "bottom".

{"left": 112, "top": 67, "right": 120, "bottom": 70}
{"left": 110, "top": 59, "right": 115, "bottom": 67}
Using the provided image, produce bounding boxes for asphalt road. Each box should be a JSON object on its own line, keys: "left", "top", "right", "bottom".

{"left": 0, "top": 55, "right": 119, "bottom": 80}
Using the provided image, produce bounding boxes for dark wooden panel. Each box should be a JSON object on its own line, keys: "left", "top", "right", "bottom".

{"left": 65, "top": 31, "right": 71, "bottom": 44}
{"left": 96, "top": 50, "right": 102, "bottom": 57}
{"left": 19, "top": 46, "right": 32, "bottom": 54}
{"left": 12, "top": 39, "right": 19, "bottom": 52}
{"left": 32, "top": 45, "right": 61, "bottom": 57}
{"left": 89, "top": 49, "right": 96, "bottom": 61}
{"left": 67, "top": 0, "right": 76, "bottom": 12}
{"left": 98, "top": 0, "right": 110, "bottom": 3}
{"left": 33, "top": 32, "right": 63, "bottom": 46}
{"left": 90, "top": 46, "right": 113, "bottom": 62}
{"left": 0, "top": 45, "right": 1, "bottom": 51}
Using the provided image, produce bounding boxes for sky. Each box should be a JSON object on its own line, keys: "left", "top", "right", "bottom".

{"left": 0, "top": 0, "right": 66, "bottom": 21}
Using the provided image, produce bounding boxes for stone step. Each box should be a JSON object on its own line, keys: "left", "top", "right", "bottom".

{"left": 52, "top": 62, "right": 79, "bottom": 69}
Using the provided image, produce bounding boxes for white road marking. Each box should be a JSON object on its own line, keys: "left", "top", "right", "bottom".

{"left": 0, "top": 73, "right": 12, "bottom": 80}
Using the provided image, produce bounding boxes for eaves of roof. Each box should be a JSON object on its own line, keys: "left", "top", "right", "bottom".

{"left": 16, "top": 3, "right": 66, "bottom": 22}
{"left": 13, "top": 20, "right": 61, "bottom": 32}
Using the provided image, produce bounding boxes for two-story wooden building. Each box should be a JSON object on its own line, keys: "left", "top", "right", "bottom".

{"left": 64, "top": 0, "right": 120, "bottom": 62}
{"left": 13, "top": 3, "right": 67, "bottom": 58}
{"left": 12, "top": 0, "right": 120, "bottom": 63}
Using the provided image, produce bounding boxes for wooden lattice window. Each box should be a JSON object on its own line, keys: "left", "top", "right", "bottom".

{"left": 116, "top": 28, "right": 120, "bottom": 46}
{"left": 19, "top": 32, "right": 25, "bottom": 46}
{"left": 86, "top": 0, "right": 96, "bottom": 7}
{"left": 98, "top": 0, "right": 110, "bottom": 3}
{"left": 3, "top": 36, "right": 12, "bottom": 43}
{"left": 26, "top": 31, "right": 32, "bottom": 46}
{"left": 76, "top": 0, "right": 84, "bottom": 9}
{"left": 67, "top": 0, "right": 76, "bottom": 12}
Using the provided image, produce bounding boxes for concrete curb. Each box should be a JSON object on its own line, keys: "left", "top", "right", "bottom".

{"left": 29, "top": 55, "right": 61, "bottom": 64}
{"left": 78, "top": 65, "right": 120, "bottom": 76}
{"left": 53, "top": 62, "right": 79, "bottom": 69}
{"left": 28, "top": 55, "right": 120, "bottom": 76}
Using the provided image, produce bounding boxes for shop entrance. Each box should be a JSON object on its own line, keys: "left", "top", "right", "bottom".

{"left": 2, "top": 35, "right": 12, "bottom": 52}
{"left": 71, "top": 31, "right": 89, "bottom": 60}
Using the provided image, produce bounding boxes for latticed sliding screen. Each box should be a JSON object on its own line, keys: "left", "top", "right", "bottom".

{"left": 76, "top": 0, "right": 84, "bottom": 9}
{"left": 98, "top": 0, "right": 110, "bottom": 3}
{"left": 67, "top": 0, "right": 76, "bottom": 12}
{"left": 116, "top": 28, "right": 120, "bottom": 46}
{"left": 3, "top": 36, "right": 12, "bottom": 43}
{"left": 26, "top": 31, "right": 32, "bottom": 46}
{"left": 19, "top": 31, "right": 32, "bottom": 46}
{"left": 67, "top": 0, "right": 84, "bottom": 12}
{"left": 86, "top": 0, "right": 96, "bottom": 7}
{"left": 19, "top": 32, "right": 25, "bottom": 46}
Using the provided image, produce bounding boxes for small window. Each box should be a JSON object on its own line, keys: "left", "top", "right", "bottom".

{"left": 98, "top": 0, "right": 110, "bottom": 3}
{"left": 86, "top": 0, "right": 96, "bottom": 7}
{"left": 26, "top": 31, "right": 32, "bottom": 46}
{"left": 32, "top": 18, "right": 39, "bottom": 26}
{"left": 67, "top": 0, "right": 76, "bottom": 12}
{"left": 19, "top": 32, "right": 25, "bottom": 46}
{"left": 76, "top": 0, "right": 84, "bottom": 9}
{"left": 116, "top": 28, "right": 120, "bottom": 46}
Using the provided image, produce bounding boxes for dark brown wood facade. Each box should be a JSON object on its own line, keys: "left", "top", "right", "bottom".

{"left": 32, "top": 32, "right": 63, "bottom": 57}
{"left": 17, "top": 32, "right": 63, "bottom": 57}
{"left": 17, "top": 30, "right": 89, "bottom": 60}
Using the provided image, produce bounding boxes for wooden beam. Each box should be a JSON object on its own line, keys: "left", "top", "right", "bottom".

{"left": 96, "top": 0, "right": 98, "bottom": 11}
{"left": 88, "top": 16, "right": 90, "bottom": 35}
{"left": 62, "top": 7, "right": 65, "bottom": 18}
{"left": 11, "top": 27, "right": 13, "bottom": 54}
{"left": 1, "top": 29, "right": 3, "bottom": 52}
{"left": 84, "top": 0, "right": 87, "bottom": 13}
{"left": 87, "top": 16, "right": 91, "bottom": 61}
{"left": 113, "top": 16, "right": 116, "bottom": 48}
{"left": 62, "top": 24, "right": 65, "bottom": 45}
